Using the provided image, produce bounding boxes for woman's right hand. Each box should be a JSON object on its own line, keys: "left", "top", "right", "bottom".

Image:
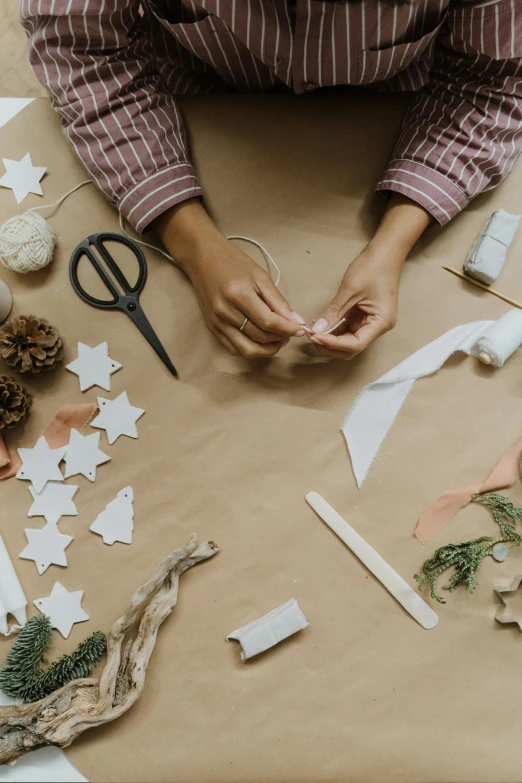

{"left": 154, "top": 199, "right": 305, "bottom": 358}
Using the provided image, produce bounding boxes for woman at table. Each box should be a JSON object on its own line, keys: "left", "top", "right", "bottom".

{"left": 20, "top": 0, "right": 522, "bottom": 359}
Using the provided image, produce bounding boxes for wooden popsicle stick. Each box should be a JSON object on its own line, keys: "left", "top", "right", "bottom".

{"left": 442, "top": 266, "right": 522, "bottom": 311}
{"left": 305, "top": 492, "right": 438, "bottom": 630}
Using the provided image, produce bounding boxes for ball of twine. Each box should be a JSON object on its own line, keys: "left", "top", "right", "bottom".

{"left": 0, "top": 211, "right": 56, "bottom": 274}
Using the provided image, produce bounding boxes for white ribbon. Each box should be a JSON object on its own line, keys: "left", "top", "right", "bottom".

{"left": 342, "top": 320, "right": 494, "bottom": 488}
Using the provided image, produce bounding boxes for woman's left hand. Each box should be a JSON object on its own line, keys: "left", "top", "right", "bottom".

{"left": 308, "top": 249, "right": 402, "bottom": 358}
{"left": 309, "top": 194, "right": 432, "bottom": 358}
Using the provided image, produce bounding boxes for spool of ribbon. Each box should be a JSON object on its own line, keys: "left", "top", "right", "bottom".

{"left": 476, "top": 309, "right": 522, "bottom": 367}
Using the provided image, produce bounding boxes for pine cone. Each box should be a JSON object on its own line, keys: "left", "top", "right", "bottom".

{"left": 0, "top": 315, "right": 63, "bottom": 375}
{"left": 0, "top": 375, "right": 32, "bottom": 431}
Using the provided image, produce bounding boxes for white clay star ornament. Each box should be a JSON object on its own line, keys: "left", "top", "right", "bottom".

{"left": 0, "top": 153, "right": 46, "bottom": 204}
{"left": 63, "top": 429, "right": 110, "bottom": 482}
{"left": 28, "top": 482, "right": 78, "bottom": 525}
{"left": 34, "top": 582, "right": 89, "bottom": 638}
{"left": 90, "top": 487, "right": 135, "bottom": 545}
{"left": 19, "top": 522, "right": 73, "bottom": 575}
{"left": 16, "top": 436, "right": 65, "bottom": 493}
{"left": 91, "top": 391, "right": 145, "bottom": 445}
{"left": 66, "top": 342, "right": 122, "bottom": 392}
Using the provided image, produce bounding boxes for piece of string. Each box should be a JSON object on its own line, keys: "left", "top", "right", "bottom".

{"left": 118, "top": 213, "right": 282, "bottom": 287}
{"left": 25, "top": 179, "right": 92, "bottom": 216}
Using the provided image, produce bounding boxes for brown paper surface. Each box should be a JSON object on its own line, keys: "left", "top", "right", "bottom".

{"left": 1, "top": 94, "right": 522, "bottom": 783}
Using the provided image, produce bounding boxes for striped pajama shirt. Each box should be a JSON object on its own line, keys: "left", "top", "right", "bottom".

{"left": 20, "top": 0, "right": 522, "bottom": 233}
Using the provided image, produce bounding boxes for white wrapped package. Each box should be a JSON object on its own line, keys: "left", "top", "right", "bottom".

{"left": 227, "top": 598, "right": 309, "bottom": 661}
{"left": 464, "top": 209, "right": 521, "bottom": 284}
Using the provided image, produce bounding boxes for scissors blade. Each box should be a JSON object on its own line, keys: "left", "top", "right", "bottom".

{"left": 129, "top": 302, "right": 178, "bottom": 377}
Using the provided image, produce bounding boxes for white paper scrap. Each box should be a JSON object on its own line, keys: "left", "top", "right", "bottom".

{"left": 0, "top": 98, "right": 34, "bottom": 130}
{"left": 227, "top": 598, "right": 309, "bottom": 661}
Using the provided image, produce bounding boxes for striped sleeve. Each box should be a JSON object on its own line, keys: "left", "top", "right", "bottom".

{"left": 377, "top": 2, "right": 522, "bottom": 225}
{"left": 19, "top": 0, "right": 203, "bottom": 233}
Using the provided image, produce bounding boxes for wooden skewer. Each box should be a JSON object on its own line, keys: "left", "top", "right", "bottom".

{"left": 442, "top": 266, "right": 522, "bottom": 311}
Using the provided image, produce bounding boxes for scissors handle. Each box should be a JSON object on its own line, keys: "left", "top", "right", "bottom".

{"left": 69, "top": 232, "right": 147, "bottom": 309}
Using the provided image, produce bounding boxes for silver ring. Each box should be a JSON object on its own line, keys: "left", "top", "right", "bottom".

{"left": 239, "top": 317, "right": 249, "bottom": 332}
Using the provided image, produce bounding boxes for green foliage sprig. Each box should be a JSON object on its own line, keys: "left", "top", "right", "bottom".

{"left": 0, "top": 615, "right": 106, "bottom": 703}
{"left": 414, "top": 492, "right": 522, "bottom": 604}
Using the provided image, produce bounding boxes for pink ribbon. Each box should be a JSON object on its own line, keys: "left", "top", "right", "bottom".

{"left": 0, "top": 402, "right": 98, "bottom": 480}
{"left": 415, "top": 436, "right": 522, "bottom": 543}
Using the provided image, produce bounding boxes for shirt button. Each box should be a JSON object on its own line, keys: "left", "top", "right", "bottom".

{"left": 302, "top": 81, "right": 317, "bottom": 92}
{"left": 275, "top": 55, "right": 283, "bottom": 65}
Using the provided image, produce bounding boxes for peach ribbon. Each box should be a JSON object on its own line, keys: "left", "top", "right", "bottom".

{"left": 0, "top": 402, "right": 98, "bottom": 480}
{"left": 415, "top": 436, "right": 522, "bottom": 543}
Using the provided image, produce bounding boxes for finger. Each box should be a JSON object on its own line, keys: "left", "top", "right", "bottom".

{"left": 240, "top": 291, "right": 303, "bottom": 338}
{"left": 256, "top": 277, "right": 297, "bottom": 321}
{"left": 216, "top": 300, "right": 303, "bottom": 343}
{"left": 242, "top": 319, "right": 293, "bottom": 343}
{"left": 311, "top": 288, "right": 359, "bottom": 335}
{"left": 213, "top": 329, "right": 239, "bottom": 356}
{"left": 311, "top": 319, "right": 385, "bottom": 355}
{"left": 221, "top": 322, "right": 289, "bottom": 358}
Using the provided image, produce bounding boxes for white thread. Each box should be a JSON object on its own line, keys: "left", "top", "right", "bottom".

{"left": 118, "top": 213, "right": 282, "bottom": 286}
{"left": 0, "top": 180, "right": 91, "bottom": 273}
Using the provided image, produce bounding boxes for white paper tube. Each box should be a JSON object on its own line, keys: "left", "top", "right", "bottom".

{"left": 0, "top": 533, "right": 27, "bottom": 632}
{"left": 306, "top": 492, "right": 438, "bottom": 630}
{"left": 476, "top": 309, "right": 522, "bottom": 367}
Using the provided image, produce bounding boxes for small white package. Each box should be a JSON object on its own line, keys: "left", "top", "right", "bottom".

{"left": 227, "top": 597, "right": 309, "bottom": 661}
{"left": 464, "top": 209, "right": 521, "bottom": 285}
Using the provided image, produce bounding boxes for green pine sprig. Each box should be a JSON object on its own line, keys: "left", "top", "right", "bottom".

{"left": 414, "top": 492, "right": 522, "bottom": 604}
{"left": 0, "top": 615, "right": 106, "bottom": 703}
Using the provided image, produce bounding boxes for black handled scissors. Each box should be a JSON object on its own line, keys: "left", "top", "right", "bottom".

{"left": 69, "top": 232, "right": 177, "bottom": 377}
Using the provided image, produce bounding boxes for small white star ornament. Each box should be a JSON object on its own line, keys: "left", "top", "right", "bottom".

{"left": 19, "top": 522, "right": 73, "bottom": 575}
{"left": 91, "top": 391, "right": 145, "bottom": 445}
{"left": 0, "top": 153, "right": 46, "bottom": 204}
{"left": 16, "top": 436, "right": 65, "bottom": 493}
{"left": 28, "top": 482, "right": 78, "bottom": 525}
{"left": 66, "top": 342, "right": 122, "bottom": 392}
{"left": 90, "top": 487, "right": 135, "bottom": 545}
{"left": 63, "top": 429, "right": 110, "bottom": 482}
{"left": 34, "top": 582, "right": 89, "bottom": 638}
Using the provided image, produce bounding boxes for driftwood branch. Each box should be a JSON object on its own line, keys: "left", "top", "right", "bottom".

{"left": 0, "top": 535, "right": 218, "bottom": 765}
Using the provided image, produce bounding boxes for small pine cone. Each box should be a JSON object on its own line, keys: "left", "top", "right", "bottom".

{"left": 0, "top": 315, "right": 63, "bottom": 375}
{"left": 0, "top": 375, "right": 32, "bottom": 431}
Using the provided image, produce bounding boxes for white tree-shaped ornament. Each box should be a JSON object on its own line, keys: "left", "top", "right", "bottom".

{"left": 90, "top": 487, "right": 135, "bottom": 545}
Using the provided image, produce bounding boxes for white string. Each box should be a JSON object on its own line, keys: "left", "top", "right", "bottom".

{"left": 118, "top": 213, "right": 282, "bottom": 286}
{"left": 25, "top": 179, "right": 92, "bottom": 215}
